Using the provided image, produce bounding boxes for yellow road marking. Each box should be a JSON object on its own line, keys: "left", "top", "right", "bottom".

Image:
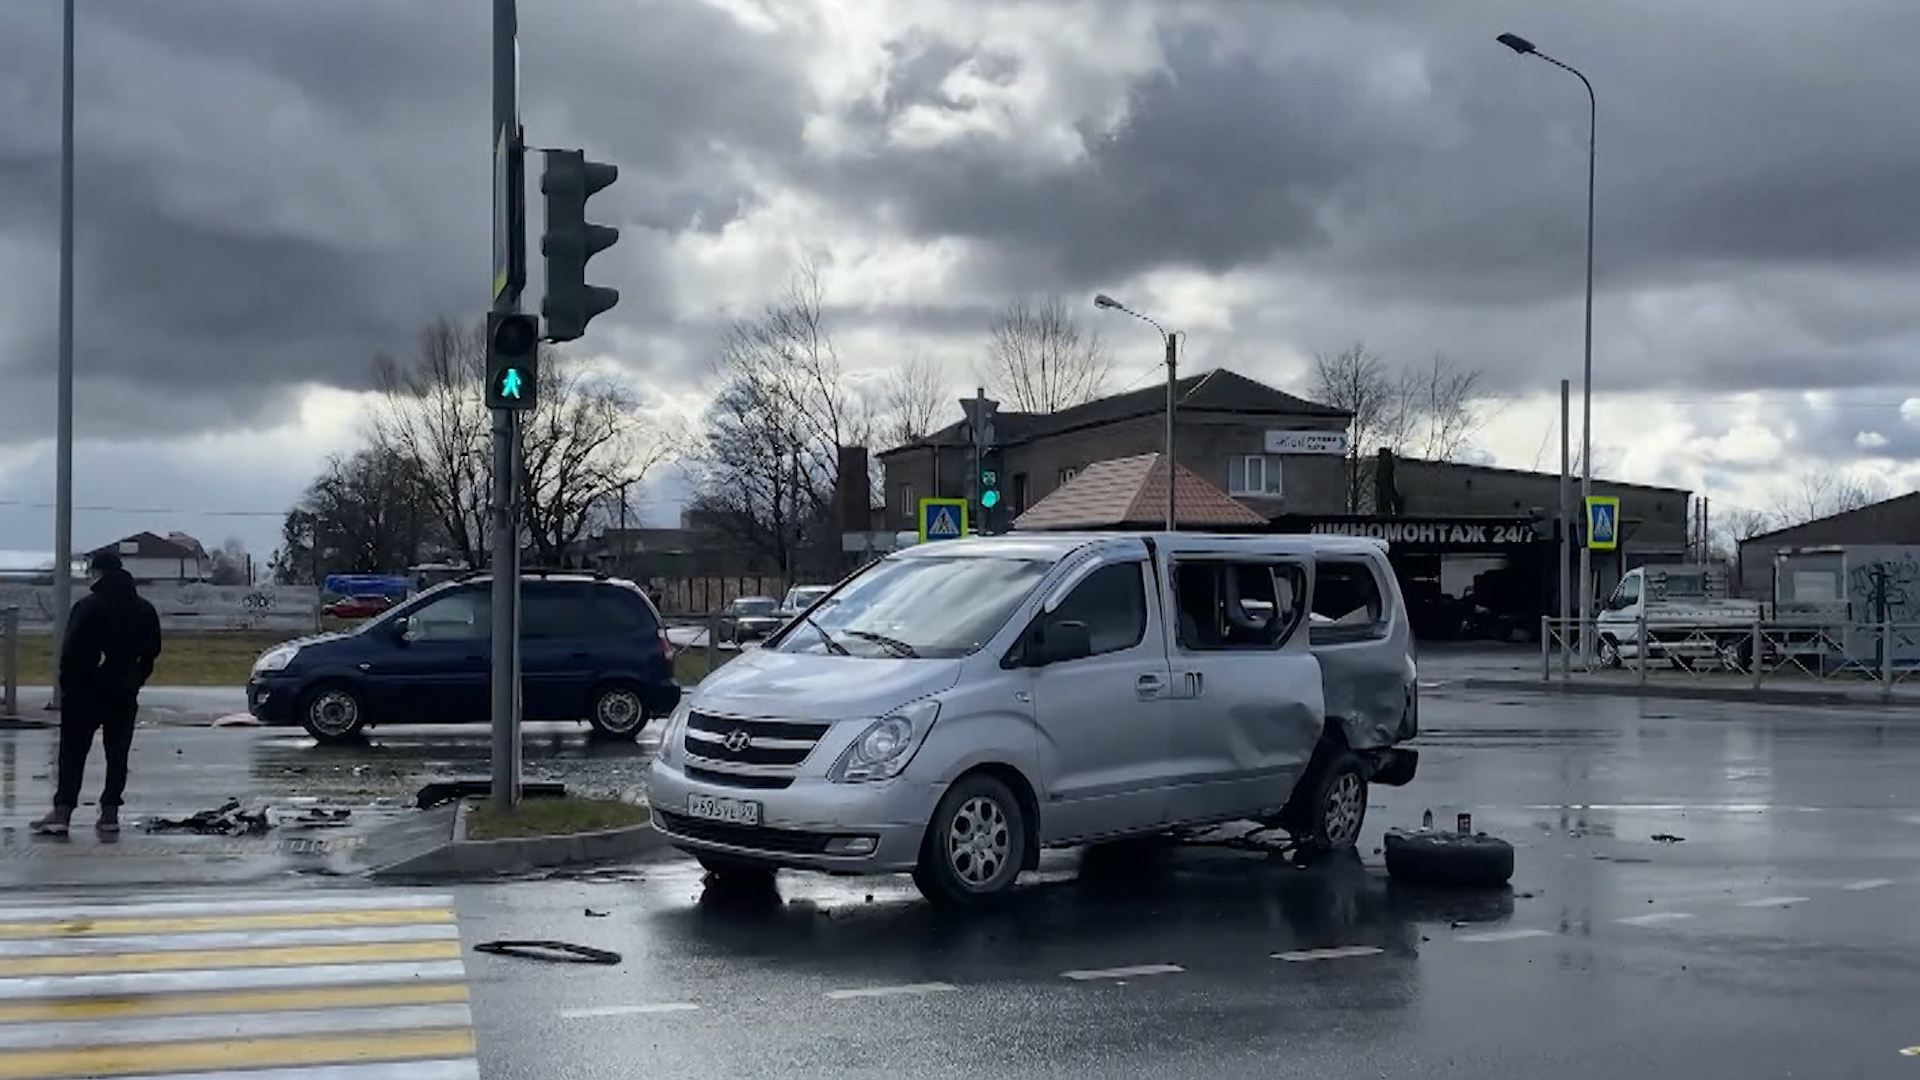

{"left": 0, "top": 981, "right": 469, "bottom": 1023}
{"left": 0, "top": 1028, "right": 475, "bottom": 1079}
{"left": 0, "top": 908, "right": 454, "bottom": 940}
{"left": 0, "top": 940, "right": 462, "bottom": 977}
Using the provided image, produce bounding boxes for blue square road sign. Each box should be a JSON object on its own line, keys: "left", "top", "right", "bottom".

{"left": 1584, "top": 496, "right": 1620, "bottom": 551}
{"left": 917, "top": 497, "right": 970, "bottom": 542}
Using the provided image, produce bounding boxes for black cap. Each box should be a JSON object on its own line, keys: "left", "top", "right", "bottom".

{"left": 89, "top": 551, "right": 122, "bottom": 573}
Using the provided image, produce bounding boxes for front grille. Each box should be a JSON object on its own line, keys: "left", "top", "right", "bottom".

{"left": 685, "top": 766, "right": 793, "bottom": 790}
{"left": 683, "top": 711, "right": 830, "bottom": 767}
{"left": 654, "top": 811, "right": 835, "bottom": 854}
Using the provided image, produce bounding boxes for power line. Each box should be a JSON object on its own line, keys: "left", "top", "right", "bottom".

{"left": 0, "top": 499, "right": 284, "bottom": 518}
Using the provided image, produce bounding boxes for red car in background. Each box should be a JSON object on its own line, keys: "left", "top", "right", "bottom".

{"left": 323, "top": 593, "right": 396, "bottom": 620}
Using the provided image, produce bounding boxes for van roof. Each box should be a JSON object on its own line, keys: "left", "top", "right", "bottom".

{"left": 893, "top": 532, "right": 1388, "bottom": 561}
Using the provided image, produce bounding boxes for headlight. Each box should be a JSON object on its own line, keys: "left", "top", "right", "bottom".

{"left": 657, "top": 700, "right": 691, "bottom": 765}
{"left": 252, "top": 645, "right": 299, "bottom": 675}
{"left": 831, "top": 698, "right": 940, "bottom": 783}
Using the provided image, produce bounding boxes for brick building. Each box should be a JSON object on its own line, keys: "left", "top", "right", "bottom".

{"left": 876, "top": 369, "right": 1352, "bottom": 532}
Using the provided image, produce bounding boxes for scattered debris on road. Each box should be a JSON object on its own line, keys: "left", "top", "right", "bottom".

{"left": 473, "top": 940, "right": 622, "bottom": 965}
{"left": 1651, "top": 833, "right": 1686, "bottom": 843}
{"left": 143, "top": 800, "right": 270, "bottom": 836}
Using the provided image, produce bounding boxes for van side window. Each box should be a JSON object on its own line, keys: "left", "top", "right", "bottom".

{"left": 1310, "top": 560, "right": 1388, "bottom": 644}
{"left": 1047, "top": 562, "right": 1148, "bottom": 657}
{"left": 1173, "top": 561, "right": 1306, "bottom": 650}
{"left": 406, "top": 589, "right": 489, "bottom": 642}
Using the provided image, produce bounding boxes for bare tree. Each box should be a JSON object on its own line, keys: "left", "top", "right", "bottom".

{"left": 1310, "top": 344, "right": 1491, "bottom": 511}
{"left": 691, "top": 260, "right": 871, "bottom": 572}
{"left": 878, "top": 352, "right": 950, "bottom": 449}
{"left": 370, "top": 316, "right": 665, "bottom": 568}
{"left": 981, "top": 295, "right": 1112, "bottom": 413}
{"left": 370, "top": 319, "right": 490, "bottom": 567}
{"left": 208, "top": 538, "right": 250, "bottom": 586}
{"left": 1772, "top": 467, "right": 1888, "bottom": 526}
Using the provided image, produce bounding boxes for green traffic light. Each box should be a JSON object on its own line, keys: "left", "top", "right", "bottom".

{"left": 981, "top": 489, "right": 1000, "bottom": 508}
{"left": 498, "top": 367, "right": 524, "bottom": 399}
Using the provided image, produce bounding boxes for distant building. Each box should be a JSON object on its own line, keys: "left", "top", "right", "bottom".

{"left": 1734, "top": 491, "right": 1920, "bottom": 597}
{"left": 88, "top": 532, "right": 210, "bottom": 583}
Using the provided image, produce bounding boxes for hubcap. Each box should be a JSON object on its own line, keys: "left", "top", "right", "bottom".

{"left": 1323, "top": 772, "right": 1364, "bottom": 845}
{"left": 945, "top": 795, "right": 1011, "bottom": 887}
{"left": 309, "top": 690, "right": 359, "bottom": 737}
{"left": 597, "top": 689, "right": 643, "bottom": 733}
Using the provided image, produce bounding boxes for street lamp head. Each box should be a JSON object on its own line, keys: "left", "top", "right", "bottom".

{"left": 1496, "top": 32, "right": 1538, "bottom": 56}
{"left": 1093, "top": 294, "right": 1122, "bottom": 310}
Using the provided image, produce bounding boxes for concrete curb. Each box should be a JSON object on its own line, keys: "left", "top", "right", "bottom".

{"left": 368, "top": 801, "right": 673, "bottom": 880}
{"left": 1458, "top": 676, "right": 1920, "bottom": 710}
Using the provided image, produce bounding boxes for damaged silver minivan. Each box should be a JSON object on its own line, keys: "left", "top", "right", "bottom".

{"left": 647, "top": 531, "right": 1419, "bottom": 906}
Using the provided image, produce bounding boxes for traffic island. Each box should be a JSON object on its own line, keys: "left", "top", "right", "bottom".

{"left": 365, "top": 794, "right": 671, "bottom": 880}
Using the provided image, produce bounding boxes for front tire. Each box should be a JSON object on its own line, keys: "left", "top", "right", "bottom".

{"left": 913, "top": 774, "right": 1027, "bottom": 907}
{"left": 587, "top": 682, "right": 647, "bottom": 738}
{"left": 300, "top": 683, "right": 367, "bottom": 744}
{"left": 697, "top": 853, "right": 778, "bottom": 886}
{"left": 1598, "top": 636, "right": 1623, "bottom": 669}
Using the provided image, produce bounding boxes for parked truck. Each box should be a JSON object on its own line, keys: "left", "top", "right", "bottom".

{"left": 1593, "top": 563, "right": 1846, "bottom": 670}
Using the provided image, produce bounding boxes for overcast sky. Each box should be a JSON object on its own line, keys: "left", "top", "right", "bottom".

{"left": 2, "top": 0, "right": 1918, "bottom": 561}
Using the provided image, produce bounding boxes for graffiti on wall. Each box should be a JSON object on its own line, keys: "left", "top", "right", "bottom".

{"left": 0, "top": 584, "right": 319, "bottom": 632}
{"left": 1845, "top": 547, "right": 1920, "bottom": 661}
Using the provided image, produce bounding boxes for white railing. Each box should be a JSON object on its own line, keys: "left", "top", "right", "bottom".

{"left": 1538, "top": 615, "right": 1920, "bottom": 699}
{"left": 1, "top": 606, "right": 17, "bottom": 718}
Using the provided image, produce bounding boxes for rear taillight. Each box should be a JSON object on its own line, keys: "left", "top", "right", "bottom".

{"left": 657, "top": 629, "right": 673, "bottom": 659}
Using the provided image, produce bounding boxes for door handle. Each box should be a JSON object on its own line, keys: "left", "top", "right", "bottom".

{"left": 1135, "top": 674, "right": 1164, "bottom": 700}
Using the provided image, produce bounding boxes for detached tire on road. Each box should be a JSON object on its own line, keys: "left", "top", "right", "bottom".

{"left": 299, "top": 682, "right": 367, "bottom": 744}
{"left": 913, "top": 773, "right": 1027, "bottom": 908}
{"left": 696, "top": 854, "right": 778, "bottom": 887}
{"left": 1382, "top": 829, "right": 1515, "bottom": 888}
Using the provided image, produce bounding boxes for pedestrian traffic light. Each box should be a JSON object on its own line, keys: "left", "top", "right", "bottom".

{"left": 539, "top": 149, "right": 620, "bottom": 343}
{"left": 978, "top": 447, "right": 1005, "bottom": 532}
{"left": 486, "top": 311, "right": 540, "bottom": 410}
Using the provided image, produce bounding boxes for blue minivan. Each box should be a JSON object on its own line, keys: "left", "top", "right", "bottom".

{"left": 247, "top": 572, "right": 681, "bottom": 743}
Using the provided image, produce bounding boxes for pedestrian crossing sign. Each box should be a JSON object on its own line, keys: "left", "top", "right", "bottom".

{"left": 917, "top": 497, "right": 970, "bottom": 542}
{"left": 1585, "top": 495, "right": 1620, "bottom": 550}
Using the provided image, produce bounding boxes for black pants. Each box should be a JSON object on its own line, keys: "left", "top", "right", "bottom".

{"left": 54, "top": 694, "right": 138, "bottom": 809}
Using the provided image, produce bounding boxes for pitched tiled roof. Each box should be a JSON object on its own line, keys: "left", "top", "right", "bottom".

{"left": 1012, "top": 453, "right": 1268, "bottom": 531}
{"left": 878, "top": 368, "right": 1348, "bottom": 458}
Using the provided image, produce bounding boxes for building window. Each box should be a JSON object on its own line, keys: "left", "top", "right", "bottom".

{"left": 1228, "top": 455, "right": 1284, "bottom": 497}
{"left": 1012, "top": 473, "right": 1029, "bottom": 515}
{"left": 1057, "top": 466, "right": 1079, "bottom": 486}
{"left": 897, "top": 483, "right": 914, "bottom": 516}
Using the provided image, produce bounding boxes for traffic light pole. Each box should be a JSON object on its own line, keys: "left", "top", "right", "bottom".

{"left": 489, "top": 0, "right": 524, "bottom": 808}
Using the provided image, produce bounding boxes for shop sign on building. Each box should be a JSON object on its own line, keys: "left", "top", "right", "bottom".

{"left": 1263, "top": 429, "right": 1350, "bottom": 456}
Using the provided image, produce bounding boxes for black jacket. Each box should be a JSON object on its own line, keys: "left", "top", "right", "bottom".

{"left": 59, "top": 569, "right": 163, "bottom": 704}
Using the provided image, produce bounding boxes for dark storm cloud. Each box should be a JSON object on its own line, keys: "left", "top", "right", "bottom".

{"left": 0, "top": 0, "right": 809, "bottom": 443}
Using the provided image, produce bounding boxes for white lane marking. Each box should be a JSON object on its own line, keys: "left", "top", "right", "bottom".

{"left": 1843, "top": 879, "right": 1895, "bottom": 891}
{"left": 0, "top": 894, "right": 455, "bottom": 922}
{"left": 1736, "top": 896, "right": 1811, "bottom": 908}
{"left": 560, "top": 1003, "right": 702, "bottom": 1019}
{"left": 1456, "top": 928, "right": 1554, "bottom": 943}
{"left": 0, "top": 923, "right": 461, "bottom": 957}
{"left": 111, "top": 1061, "right": 480, "bottom": 1080}
{"left": 1618, "top": 912, "right": 1696, "bottom": 927}
{"left": 0, "top": 1003, "right": 475, "bottom": 1050}
{"left": 0, "top": 960, "right": 470, "bottom": 1001}
{"left": 824, "top": 982, "right": 957, "bottom": 1000}
{"left": 1061, "top": 964, "right": 1184, "bottom": 981}
{"left": 1273, "top": 946, "right": 1384, "bottom": 962}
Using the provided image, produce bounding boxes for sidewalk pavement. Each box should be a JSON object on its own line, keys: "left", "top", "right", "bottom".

{"left": 1418, "top": 645, "right": 1920, "bottom": 709}
{"left": 9, "top": 686, "right": 246, "bottom": 727}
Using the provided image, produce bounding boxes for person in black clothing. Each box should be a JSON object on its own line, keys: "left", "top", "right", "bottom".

{"left": 31, "top": 552, "right": 163, "bottom": 836}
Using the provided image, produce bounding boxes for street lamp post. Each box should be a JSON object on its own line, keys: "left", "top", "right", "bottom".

{"left": 1093, "top": 295, "right": 1177, "bottom": 531}
{"left": 1497, "top": 31, "right": 1597, "bottom": 662}
{"left": 49, "top": 0, "right": 76, "bottom": 708}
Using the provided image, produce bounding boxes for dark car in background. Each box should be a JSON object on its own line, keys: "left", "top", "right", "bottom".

{"left": 717, "top": 596, "right": 782, "bottom": 642}
{"left": 247, "top": 572, "right": 680, "bottom": 743}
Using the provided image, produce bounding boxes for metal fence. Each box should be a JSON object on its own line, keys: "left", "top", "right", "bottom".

{"left": 2, "top": 606, "right": 18, "bottom": 718}
{"left": 1539, "top": 616, "right": 1920, "bottom": 698}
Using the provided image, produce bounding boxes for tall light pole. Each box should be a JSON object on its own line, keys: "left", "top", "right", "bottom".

{"left": 1497, "top": 30, "right": 1597, "bottom": 662}
{"left": 49, "top": 0, "right": 76, "bottom": 707}
{"left": 1093, "top": 294, "right": 1177, "bottom": 531}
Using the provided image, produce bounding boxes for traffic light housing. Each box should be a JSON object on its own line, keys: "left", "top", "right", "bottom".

{"left": 978, "top": 447, "right": 1005, "bottom": 533}
{"left": 540, "top": 149, "right": 620, "bottom": 343}
{"left": 486, "top": 312, "right": 540, "bottom": 410}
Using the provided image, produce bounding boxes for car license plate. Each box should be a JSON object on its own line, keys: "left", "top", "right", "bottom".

{"left": 687, "top": 793, "right": 762, "bottom": 826}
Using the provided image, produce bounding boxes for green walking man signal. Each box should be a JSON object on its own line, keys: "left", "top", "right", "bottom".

{"left": 485, "top": 312, "right": 540, "bottom": 411}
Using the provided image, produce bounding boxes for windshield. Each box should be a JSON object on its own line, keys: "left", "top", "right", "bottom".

{"left": 785, "top": 587, "right": 830, "bottom": 609}
{"left": 733, "top": 598, "right": 777, "bottom": 616}
{"left": 774, "top": 555, "right": 1051, "bottom": 659}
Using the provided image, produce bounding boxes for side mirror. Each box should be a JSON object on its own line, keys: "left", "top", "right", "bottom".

{"left": 1031, "top": 620, "right": 1093, "bottom": 666}
{"left": 391, "top": 616, "right": 414, "bottom": 642}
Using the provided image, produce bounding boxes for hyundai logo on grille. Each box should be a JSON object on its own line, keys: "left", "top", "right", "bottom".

{"left": 722, "top": 729, "right": 752, "bottom": 753}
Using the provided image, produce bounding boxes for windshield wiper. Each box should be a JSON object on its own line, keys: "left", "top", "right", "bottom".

{"left": 803, "top": 615, "right": 849, "bottom": 656}
{"left": 843, "top": 629, "right": 920, "bottom": 658}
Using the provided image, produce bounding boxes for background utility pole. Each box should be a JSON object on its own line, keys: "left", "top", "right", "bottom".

{"left": 49, "top": 0, "right": 75, "bottom": 708}
{"left": 489, "top": 0, "right": 526, "bottom": 808}
{"left": 1163, "top": 333, "right": 1177, "bottom": 531}
{"left": 1559, "top": 378, "right": 1571, "bottom": 676}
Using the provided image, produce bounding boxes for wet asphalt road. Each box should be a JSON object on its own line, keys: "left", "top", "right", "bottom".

{"left": 454, "top": 685, "right": 1920, "bottom": 1080}
{"left": 1, "top": 678, "right": 1917, "bottom": 1076}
